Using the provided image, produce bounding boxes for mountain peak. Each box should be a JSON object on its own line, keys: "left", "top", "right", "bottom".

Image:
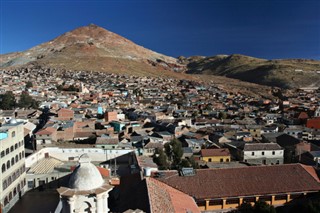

{"left": 0, "top": 24, "right": 184, "bottom": 74}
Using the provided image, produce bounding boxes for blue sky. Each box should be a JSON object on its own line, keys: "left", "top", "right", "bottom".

{"left": 1, "top": 0, "right": 320, "bottom": 59}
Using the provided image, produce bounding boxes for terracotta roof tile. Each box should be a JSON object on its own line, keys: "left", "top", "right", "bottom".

{"left": 147, "top": 178, "right": 200, "bottom": 213}
{"left": 200, "top": 148, "right": 230, "bottom": 157}
{"left": 155, "top": 164, "right": 320, "bottom": 200}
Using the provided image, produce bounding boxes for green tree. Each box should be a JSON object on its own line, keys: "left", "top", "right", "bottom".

{"left": 18, "top": 92, "right": 39, "bottom": 109}
{"left": 254, "top": 201, "right": 276, "bottom": 213}
{"left": 231, "top": 201, "right": 275, "bottom": 213}
{"left": 0, "top": 91, "right": 16, "bottom": 110}
{"left": 153, "top": 148, "right": 169, "bottom": 170}
{"left": 26, "top": 81, "right": 33, "bottom": 88}
{"left": 219, "top": 111, "right": 228, "bottom": 119}
{"left": 165, "top": 138, "right": 183, "bottom": 168}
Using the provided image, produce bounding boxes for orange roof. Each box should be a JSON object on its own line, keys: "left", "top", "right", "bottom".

{"left": 200, "top": 148, "right": 230, "bottom": 157}
{"left": 147, "top": 178, "right": 200, "bottom": 213}
{"left": 156, "top": 164, "right": 320, "bottom": 200}
{"left": 36, "top": 127, "right": 56, "bottom": 135}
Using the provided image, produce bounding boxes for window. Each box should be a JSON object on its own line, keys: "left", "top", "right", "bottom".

{"left": 272, "top": 151, "right": 275, "bottom": 155}
{"left": 2, "top": 164, "right": 6, "bottom": 172}
{"left": 12, "top": 131, "right": 16, "bottom": 137}
{"left": 15, "top": 144, "right": 18, "bottom": 149}
{"left": 11, "top": 158, "right": 15, "bottom": 166}
{"left": 28, "top": 181, "right": 34, "bottom": 189}
{"left": 252, "top": 152, "right": 255, "bottom": 156}
{"left": 7, "top": 160, "right": 10, "bottom": 169}
{"left": 226, "top": 158, "right": 230, "bottom": 162}
{"left": 1, "top": 151, "right": 5, "bottom": 157}
{"left": 3, "top": 180, "right": 7, "bottom": 190}
{"left": 276, "top": 160, "right": 280, "bottom": 164}
{"left": 4, "top": 197, "right": 9, "bottom": 206}
{"left": 8, "top": 177, "right": 12, "bottom": 185}
{"left": 10, "top": 146, "right": 14, "bottom": 152}
{"left": 262, "top": 151, "right": 265, "bottom": 156}
{"left": 6, "top": 148, "right": 9, "bottom": 155}
{"left": 15, "top": 155, "right": 19, "bottom": 163}
{"left": 220, "top": 158, "right": 223, "bottom": 162}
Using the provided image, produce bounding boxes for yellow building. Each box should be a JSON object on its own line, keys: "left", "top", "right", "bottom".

{"left": 200, "top": 148, "right": 231, "bottom": 163}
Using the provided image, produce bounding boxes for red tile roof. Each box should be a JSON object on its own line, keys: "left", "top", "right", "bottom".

{"left": 306, "top": 118, "right": 320, "bottom": 129}
{"left": 35, "top": 127, "right": 56, "bottom": 135}
{"left": 155, "top": 164, "right": 320, "bottom": 200}
{"left": 200, "top": 148, "right": 230, "bottom": 157}
{"left": 147, "top": 177, "right": 200, "bottom": 213}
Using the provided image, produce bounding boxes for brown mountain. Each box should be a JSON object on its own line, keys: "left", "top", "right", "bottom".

{"left": 182, "top": 54, "right": 320, "bottom": 88}
{"left": 0, "top": 24, "right": 187, "bottom": 78}
{"left": 1, "top": 24, "right": 319, "bottom": 89}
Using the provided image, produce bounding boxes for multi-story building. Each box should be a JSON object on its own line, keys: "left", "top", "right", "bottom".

{"left": 239, "top": 143, "right": 284, "bottom": 165}
{"left": 0, "top": 119, "right": 27, "bottom": 213}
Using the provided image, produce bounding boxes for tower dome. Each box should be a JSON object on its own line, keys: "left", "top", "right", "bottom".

{"left": 8, "top": 118, "right": 18, "bottom": 124}
{"left": 68, "top": 154, "right": 104, "bottom": 190}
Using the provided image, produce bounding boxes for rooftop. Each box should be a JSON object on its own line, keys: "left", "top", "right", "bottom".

{"left": 155, "top": 164, "right": 320, "bottom": 200}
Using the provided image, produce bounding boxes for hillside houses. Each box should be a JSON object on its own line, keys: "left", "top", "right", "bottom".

{"left": 1, "top": 67, "right": 320, "bottom": 212}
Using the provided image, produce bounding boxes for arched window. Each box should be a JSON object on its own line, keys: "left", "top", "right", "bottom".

{"left": 19, "top": 153, "right": 22, "bottom": 160}
{"left": 22, "top": 151, "right": 25, "bottom": 158}
{"left": 15, "top": 143, "right": 18, "bottom": 149}
{"left": 1, "top": 151, "right": 5, "bottom": 157}
{"left": 11, "top": 131, "right": 16, "bottom": 137}
{"left": 6, "top": 148, "right": 9, "bottom": 154}
{"left": 4, "top": 197, "right": 8, "bottom": 206}
{"left": 11, "top": 157, "right": 15, "bottom": 166}
{"left": 2, "top": 180, "right": 7, "bottom": 189}
{"left": 8, "top": 192, "right": 12, "bottom": 201}
{"left": 13, "top": 188, "right": 17, "bottom": 196}
{"left": 17, "top": 183, "right": 21, "bottom": 192}
{"left": 8, "top": 176, "right": 12, "bottom": 185}
{"left": 15, "top": 155, "right": 19, "bottom": 163}
{"left": 12, "top": 173, "right": 16, "bottom": 181}
{"left": 7, "top": 160, "right": 10, "bottom": 169}
{"left": 2, "top": 164, "right": 6, "bottom": 172}
{"left": 10, "top": 146, "right": 14, "bottom": 152}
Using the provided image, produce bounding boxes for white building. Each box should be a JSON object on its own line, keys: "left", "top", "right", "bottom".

{"left": 56, "top": 154, "right": 113, "bottom": 213}
{"left": 240, "top": 143, "right": 284, "bottom": 165}
{"left": 0, "top": 119, "right": 27, "bottom": 213}
{"left": 315, "top": 106, "right": 320, "bottom": 117}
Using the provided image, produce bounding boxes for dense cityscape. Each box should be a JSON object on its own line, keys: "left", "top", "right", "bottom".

{"left": 1, "top": 0, "right": 320, "bottom": 212}
{"left": 1, "top": 66, "right": 320, "bottom": 212}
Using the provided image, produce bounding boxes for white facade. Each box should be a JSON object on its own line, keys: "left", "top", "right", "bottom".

{"left": 25, "top": 147, "right": 133, "bottom": 166}
{"left": 241, "top": 143, "right": 284, "bottom": 165}
{"left": 0, "top": 120, "right": 27, "bottom": 213}
{"left": 315, "top": 107, "right": 320, "bottom": 117}
{"left": 56, "top": 155, "right": 112, "bottom": 213}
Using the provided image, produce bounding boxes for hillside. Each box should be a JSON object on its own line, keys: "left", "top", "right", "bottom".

{"left": 0, "top": 24, "right": 188, "bottom": 79}
{"left": 1, "top": 24, "right": 319, "bottom": 89}
{"left": 183, "top": 54, "right": 320, "bottom": 88}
